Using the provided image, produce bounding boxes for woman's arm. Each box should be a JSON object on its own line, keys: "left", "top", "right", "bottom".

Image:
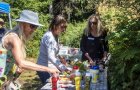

{"left": 4, "top": 34, "right": 59, "bottom": 74}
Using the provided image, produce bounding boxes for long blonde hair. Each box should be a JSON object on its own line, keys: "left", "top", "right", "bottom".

{"left": 3, "top": 24, "right": 27, "bottom": 58}
{"left": 84, "top": 14, "right": 104, "bottom": 36}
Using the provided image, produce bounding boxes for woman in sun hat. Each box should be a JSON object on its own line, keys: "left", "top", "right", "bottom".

{"left": 0, "top": 10, "right": 59, "bottom": 89}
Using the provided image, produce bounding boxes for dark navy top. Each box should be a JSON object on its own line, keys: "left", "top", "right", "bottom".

{"left": 80, "top": 32, "right": 109, "bottom": 61}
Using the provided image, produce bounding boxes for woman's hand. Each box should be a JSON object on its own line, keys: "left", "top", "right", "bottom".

{"left": 85, "top": 53, "right": 92, "bottom": 61}
{"left": 89, "top": 60, "right": 96, "bottom": 66}
{"left": 59, "top": 55, "right": 67, "bottom": 65}
{"left": 85, "top": 53, "right": 95, "bottom": 65}
{"left": 85, "top": 53, "right": 89, "bottom": 57}
{"left": 102, "top": 57, "right": 107, "bottom": 61}
{"left": 102, "top": 51, "right": 107, "bottom": 61}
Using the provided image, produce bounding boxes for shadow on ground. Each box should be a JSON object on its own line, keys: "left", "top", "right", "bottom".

{"left": 21, "top": 77, "right": 42, "bottom": 90}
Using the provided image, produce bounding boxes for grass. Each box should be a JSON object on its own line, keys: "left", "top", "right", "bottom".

{"left": 19, "top": 58, "right": 42, "bottom": 90}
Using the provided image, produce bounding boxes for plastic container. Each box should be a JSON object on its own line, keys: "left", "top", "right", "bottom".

{"left": 74, "top": 68, "right": 81, "bottom": 90}
{"left": 84, "top": 71, "right": 91, "bottom": 90}
{"left": 99, "top": 71, "right": 104, "bottom": 83}
{"left": 70, "top": 65, "right": 79, "bottom": 79}
{"left": 52, "top": 74, "right": 59, "bottom": 90}
{"left": 90, "top": 66, "right": 99, "bottom": 83}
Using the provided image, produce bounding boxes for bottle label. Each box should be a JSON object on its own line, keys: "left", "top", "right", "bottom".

{"left": 91, "top": 70, "right": 99, "bottom": 83}
{"left": 52, "top": 76, "right": 59, "bottom": 90}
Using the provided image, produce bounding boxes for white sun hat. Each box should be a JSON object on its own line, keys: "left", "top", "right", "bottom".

{"left": 16, "top": 10, "right": 43, "bottom": 26}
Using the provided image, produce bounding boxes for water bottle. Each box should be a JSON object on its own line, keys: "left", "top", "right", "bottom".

{"left": 99, "top": 71, "right": 104, "bottom": 83}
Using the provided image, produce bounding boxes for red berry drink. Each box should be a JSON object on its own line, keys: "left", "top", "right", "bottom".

{"left": 52, "top": 75, "right": 59, "bottom": 90}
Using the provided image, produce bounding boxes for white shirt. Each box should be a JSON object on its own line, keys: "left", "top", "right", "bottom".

{"left": 37, "top": 30, "right": 67, "bottom": 71}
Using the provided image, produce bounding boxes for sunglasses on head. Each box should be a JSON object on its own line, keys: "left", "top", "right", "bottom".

{"left": 30, "top": 24, "right": 38, "bottom": 29}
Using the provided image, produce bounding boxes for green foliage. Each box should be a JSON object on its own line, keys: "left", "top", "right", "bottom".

{"left": 60, "top": 22, "right": 86, "bottom": 48}
{"left": 98, "top": 1, "right": 140, "bottom": 89}
{"left": 52, "top": 0, "right": 96, "bottom": 21}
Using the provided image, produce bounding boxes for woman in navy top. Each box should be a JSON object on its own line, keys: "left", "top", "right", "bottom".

{"left": 80, "top": 14, "right": 109, "bottom": 65}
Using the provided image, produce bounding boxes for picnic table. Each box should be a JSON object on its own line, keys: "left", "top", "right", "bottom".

{"left": 40, "top": 67, "right": 108, "bottom": 90}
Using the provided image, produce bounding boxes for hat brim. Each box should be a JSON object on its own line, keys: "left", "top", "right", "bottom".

{"left": 16, "top": 19, "right": 43, "bottom": 26}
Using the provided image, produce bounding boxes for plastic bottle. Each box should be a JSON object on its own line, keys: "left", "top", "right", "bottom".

{"left": 99, "top": 70, "right": 104, "bottom": 83}
{"left": 84, "top": 70, "right": 91, "bottom": 90}
{"left": 52, "top": 74, "right": 59, "bottom": 90}
{"left": 70, "top": 66, "right": 79, "bottom": 79}
{"left": 74, "top": 67, "right": 81, "bottom": 90}
{"left": 91, "top": 66, "right": 99, "bottom": 83}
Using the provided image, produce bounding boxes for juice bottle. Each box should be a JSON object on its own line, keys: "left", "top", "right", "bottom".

{"left": 74, "top": 69, "right": 81, "bottom": 90}
{"left": 91, "top": 66, "right": 99, "bottom": 83}
{"left": 52, "top": 74, "right": 59, "bottom": 90}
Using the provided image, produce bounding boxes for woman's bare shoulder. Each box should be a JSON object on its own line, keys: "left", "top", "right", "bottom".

{"left": 3, "top": 33, "right": 21, "bottom": 48}
{"left": 4, "top": 33, "right": 19, "bottom": 42}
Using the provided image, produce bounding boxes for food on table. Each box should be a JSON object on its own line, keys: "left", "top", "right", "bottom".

{"left": 59, "top": 75, "right": 72, "bottom": 84}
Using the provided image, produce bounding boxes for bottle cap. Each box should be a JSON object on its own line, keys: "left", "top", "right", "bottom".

{"left": 73, "top": 66, "right": 79, "bottom": 70}
{"left": 92, "top": 66, "right": 99, "bottom": 70}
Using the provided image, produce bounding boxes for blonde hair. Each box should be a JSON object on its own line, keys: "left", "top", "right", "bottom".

{"left": 84, "top": 14, "right": 104, "bottom": 36}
